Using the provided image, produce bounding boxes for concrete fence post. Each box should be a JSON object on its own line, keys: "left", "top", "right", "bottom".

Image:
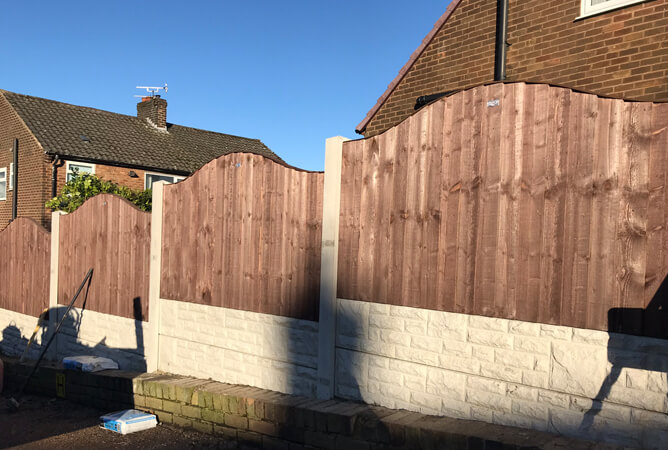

{"left": 48, "top": 211, "right": 64, "bottom": 358}
{"left": 316, "top": 136, "right": 349, "bottom": 400}
{"left": 146, "top": 181, "right": 166, "bottom": 373}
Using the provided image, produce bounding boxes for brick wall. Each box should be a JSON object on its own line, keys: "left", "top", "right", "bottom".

{"left": 334, "top": 298, "right": 668, "bottom": 447}
{"left": 55, "top": 161, "right": 164, "bottom": 194}
{"left": 362, "top": 0, "right": 668, "bottom": 136}
{"left": 0, "top": 95, "right": 52, "bottom": 230}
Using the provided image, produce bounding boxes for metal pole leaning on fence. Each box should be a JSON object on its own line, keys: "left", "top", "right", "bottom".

{"left": 9, "top": 268, "right": 94, "bottom": 410}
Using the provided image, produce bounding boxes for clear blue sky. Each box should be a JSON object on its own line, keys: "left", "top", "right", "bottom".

{"left": 0, "top": 1, "right": 449, "bottom": 171}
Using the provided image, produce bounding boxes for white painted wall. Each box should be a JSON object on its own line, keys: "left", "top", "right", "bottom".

{"left": 334, "top": 298, "right": 668, "bottom": 448}
{"left": 158, "top": 299, "right": 319, "bottom": 398}
{"left": 55, "top": 305, "right": 148, "bottom": 371}
{"left": 0, "top": 307, "right": 47, "bottom": 360}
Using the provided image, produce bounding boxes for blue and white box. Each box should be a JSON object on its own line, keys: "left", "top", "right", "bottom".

{"left": 100, "top": 409, "right": 157, "bottom": 434}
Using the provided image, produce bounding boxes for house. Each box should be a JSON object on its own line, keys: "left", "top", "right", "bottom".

{"left": 356, "top": 0, "right": 667, "bottom": 137}
{"left": 0, "top": 90, "right": 284, "bottom": 230}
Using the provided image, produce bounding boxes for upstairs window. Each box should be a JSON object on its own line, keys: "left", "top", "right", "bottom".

{"left": 581, "top": 0, "right": 646, "bottom": 17}
{"left": 145, "top": 172, "right": 186, "bottom": 189}
{"left": 8, "top": 163, "right": 13, "bottom": 191}
{"left": 0, "top": 168, "right": 6, "bottom": 201}
{"left": 66, "top": 162, "right": 95, "bottom": 182}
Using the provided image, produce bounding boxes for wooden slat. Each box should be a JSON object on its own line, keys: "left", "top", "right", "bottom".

{"left": 335, "top": 82, "right": 668, "bottom": 337}
{"left": 160, "top": 154, "right": 323, "bottom": 321}
{"left": 58, "top": 194, "right": 150, "bottom": 321}
{"left": 0, "top": 218, "right": 50, "bottom": 317}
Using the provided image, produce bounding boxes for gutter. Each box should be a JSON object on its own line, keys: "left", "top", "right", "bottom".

{"left": 51, "top": 155, "right": 64, "bottom": 198}
{"left": 12, "top": 139, "right": 18, "bottom": 221}
{"left": 494, "top": 0, "right": 509, "bottom": 81}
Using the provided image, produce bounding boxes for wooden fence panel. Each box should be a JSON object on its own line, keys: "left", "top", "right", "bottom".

{"left": 338, "top": 82, "right": 668, "bottom": 337}
{"left": 0, "top": 218, "right": 50, "bottom": 316}
{"left": 58, "top": 194, "right": 151, "bottom": 321}
{"left": 160, "top": 153, "right": 324, "bottom": 321}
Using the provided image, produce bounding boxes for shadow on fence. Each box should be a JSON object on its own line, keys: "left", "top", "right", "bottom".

{"left": 580, "top": 275, "right": 668, "bottom": 432}
{"left": 1, "top": 297, "right": 146, "bottom": 372}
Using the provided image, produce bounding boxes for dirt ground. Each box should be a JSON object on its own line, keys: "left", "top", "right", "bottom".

{"left": 0, "top": 394, "right": 256, "bottom": 450}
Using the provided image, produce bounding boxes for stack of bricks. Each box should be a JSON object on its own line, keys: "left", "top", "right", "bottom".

{"left": 2, "top": 357, "right": 599, "bottom": 449}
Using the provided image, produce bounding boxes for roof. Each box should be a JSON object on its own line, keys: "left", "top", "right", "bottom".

{"left": 1, "top": 90, "right": 285, "bottom": 174}
{"left": 355, "top": 0, "right": 464, "bottom": 134}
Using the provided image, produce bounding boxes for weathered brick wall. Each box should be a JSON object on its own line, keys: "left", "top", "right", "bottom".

{"left": 362, "top": 0, "right": 668, "bottom": 136}
{"left": 55, "top": 160, "right": 174, "bottom": 194}
{"left": 507, "top": 0, "right": 667, "bottom": 100}
{"left": 0, "top": 95, "right": 52, "bottom": 230}
{"left": 363, "top": 0, "right": 496, "bottom": 137}
{"left": 158, "top": 299, "right": 319, "bottom": 398}
{"left": 335, "top": 298, "right": 668, "bottom": 448}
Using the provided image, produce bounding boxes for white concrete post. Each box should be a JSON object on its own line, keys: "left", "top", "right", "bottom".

{"left": 146, "top": 181, "right": 166, "bottom": 373}
{"left": 316, "top": 136, "right": 349, "bottom": 399}
{"left": 48, "top": 211, "right": 64, "bottom": 359}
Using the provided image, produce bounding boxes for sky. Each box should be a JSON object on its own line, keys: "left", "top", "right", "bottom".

{"left": 0, "top": 1, "right": 450, "bottom": 171}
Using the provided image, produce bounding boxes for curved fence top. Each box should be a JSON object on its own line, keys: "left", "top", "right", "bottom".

{"left": 161, "top": 151, "right": 324, "bottom": 321}
{"left": 339, "top": 81, "right": 668, "bottom": 337}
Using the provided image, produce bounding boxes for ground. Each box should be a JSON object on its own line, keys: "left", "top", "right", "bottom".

{"left": 0, "top": 394, "right": 254, "bottom": 449}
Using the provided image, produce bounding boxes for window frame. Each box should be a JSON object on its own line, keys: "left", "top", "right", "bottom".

{"left": 579, "top": 0, "right": 647, "bottom": 18}
{"left": 8, "top": 162, "right": 13, "bottom": 191}
{"left": 144, "top": 171, "right": 186, "bottom": 189}
{"left": 0, "top": 167, "right": 6, "bottom": 201}
{"left": 66, "top": 161, "right": 96, "bottom": 182}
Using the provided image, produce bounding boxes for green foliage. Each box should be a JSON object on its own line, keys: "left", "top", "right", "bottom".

{"left": 45, "top": 170, "right": 152, "bottom": 213}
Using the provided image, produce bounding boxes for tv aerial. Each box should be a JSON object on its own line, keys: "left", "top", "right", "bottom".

{"left": 134, "top": 84, "right": 168, "bottom": 98}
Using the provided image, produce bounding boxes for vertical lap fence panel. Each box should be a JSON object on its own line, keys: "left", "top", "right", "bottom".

{"left": 338, "top": 82, "right": 668, "bottom": 337}
{"left": 58, "top": 194, "right": 151, "bottom": 321}
{"left": 160, "top": 153, "right": 324, "bottom": 321}
{"left": 0, "top": 218, "right": 50, "bottom": 316}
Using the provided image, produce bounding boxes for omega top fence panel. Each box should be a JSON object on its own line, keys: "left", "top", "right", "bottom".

{"left": 58, "top": 194, "right": 151, "bottom": 321}
{"left": 160, "top": 153, "right": 324, "bottom": 321}
{"left": 337, "top": 82, "right": 668, "bottom": 338}
{"left": 0, "top": 218, "right": 50, "bottom": 316}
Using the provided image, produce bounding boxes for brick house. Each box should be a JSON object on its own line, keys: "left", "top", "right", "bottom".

{"left": 0, "top": 91, "right": 283, "bottom": 230}
{"left": 356, "top": 0, "right": 668, "bottom": 136}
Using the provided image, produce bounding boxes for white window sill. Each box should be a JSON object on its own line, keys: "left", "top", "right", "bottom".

{"left": 575, "top": 0, "right": 651, "bottom": 21}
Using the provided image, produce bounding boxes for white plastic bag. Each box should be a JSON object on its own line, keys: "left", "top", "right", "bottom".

{"left": 62, "top": 355, "right": 119, "bottom": 372}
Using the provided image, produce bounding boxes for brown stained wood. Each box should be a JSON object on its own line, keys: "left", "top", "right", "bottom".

{"left": 401, "top": 110, "right": 423, "bottom": 306}
{"left": 371, "top": 131, "right": 390, "bottom": 304}
{"left": 440, "top": 92, "right": 462, "bottom": 312}
{"left": 457, "top": 88, "right": 483, "bottom": 313}
{"left": 357, "top": 137, "right": 377, "bottom": 302}
{"left": 379, "top": 128, "right": 398, "bottom": 305}
{"left": 58, "top": 194, "right": 150, "bottom": 321}
{"left": 515, "top": 84, "right": 534, "bottom": 322}
{"left": 0, "top": 219, "right": 50, "bottom": 317}
{"left": 494, "top": 83, "right": 515, "bottom": 319}
{"left": 390, "top": 121, "right": 410, "bottom": 306}
{"left": 539, "top": 87, "right": 568, "bottom": 325}
{"left": 474, "top": 84, "right": 502, "bottom": 317}
{"left": 336, "top": 83, "right": 667, "bottom": 336}
{"left": 160, "top": 153, "right": 322, "bottom": 321}
{"left": 424, "top": 101, "right": 445, "bottom": 308}
{"left": 623, "top": 103, "right": 652, "bottom": 314}
{"left": 587, "top": 98, "right": 614, "bottom": 331}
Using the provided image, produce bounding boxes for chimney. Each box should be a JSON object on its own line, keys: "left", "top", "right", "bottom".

{"left": 137, "top": 95, "right": 167, "bottom": 129}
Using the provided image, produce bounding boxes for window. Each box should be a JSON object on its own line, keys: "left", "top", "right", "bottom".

{"left": 144, "top": 172, "right": 186, "bottom": 189}
{"left": 8, "top": 162, "right": 13, "bottom": 191}
{"left": 66, "top": 161, "right": 95, "bottom": 182}
{"left": 0, "top": 168, "right": 6, "bottom": 201}
{"left": 581, "top": 0, "right": 646, "bottom": 17}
